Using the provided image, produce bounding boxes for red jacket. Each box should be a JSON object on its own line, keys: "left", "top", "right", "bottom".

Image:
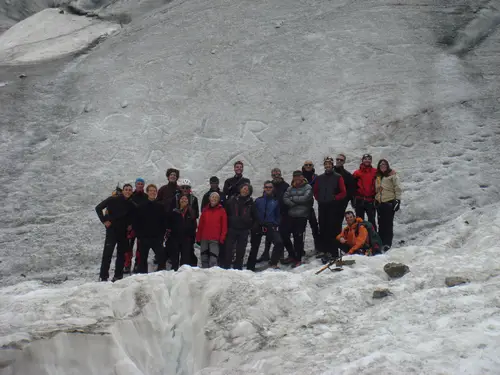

{"left": 353, "top": 164, "right": 377, "bottom": 200}
{"left": 196, "top": 204, "right": 228, "bottom": 243}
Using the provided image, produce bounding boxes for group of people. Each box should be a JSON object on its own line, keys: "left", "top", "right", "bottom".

{"left": 95, "top": 154, "right": 402, "bottom": 282}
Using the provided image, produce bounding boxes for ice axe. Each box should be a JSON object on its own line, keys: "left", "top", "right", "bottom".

{"left": 315, "top": 248, "right": 344, "bottom": 275}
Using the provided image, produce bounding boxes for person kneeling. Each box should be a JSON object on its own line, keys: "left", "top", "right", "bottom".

{"left": 196, "top": 193, "right": 228, "bottom": 268}
{"left": 133, "top": 184, "right": 168, "bottom": 273}
{"left": 336, "top": 211, "right": 373, "bottom": 256}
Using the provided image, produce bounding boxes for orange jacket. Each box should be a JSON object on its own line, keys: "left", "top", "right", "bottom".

{"left": 336, "top": 217, "right": 369, "bottom": 254}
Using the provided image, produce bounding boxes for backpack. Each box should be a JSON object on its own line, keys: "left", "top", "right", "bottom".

{"left": 355, "top": 221, "right": 383, "bottom": 255}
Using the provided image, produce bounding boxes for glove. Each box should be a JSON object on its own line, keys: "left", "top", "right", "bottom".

{"left": 393, "top": 200, "right": 400, "bottom": 212}
{"left": 195, "top": 241, "right": 201, "bottom": 246}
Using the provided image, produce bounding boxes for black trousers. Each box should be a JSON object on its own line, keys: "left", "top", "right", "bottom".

{"left": 279, "top": 215, "right": 295, "bottom": 257}
{"left": 355, "top": 199, "right": 377, "bottom": 231}
{"left": 263, "top": 214, "right": 295, "bottom": 258}
{"left": 377, "top": 201, "right": 395, "bottom": 247}
{"left": 309, "top": 208, "right": 320, "bottom": 245}
{"left": 284, "top": 217, "right": 308, "bottom": 261}
{"left": 138, "top": 237, "right": 166, "bottom": 273}
{"left": 223, "top": 228, "right": 249, "bottom": 270}
{"left": 99, "top": 227, "right": 128, "bottom": 280}
{"left": 247, "top": 225, "right": 284, "bottom": 270}
{"left": 318, "top": 202, "right": 342, "bottom": 255}
{"left": 169, "top": 237, "right": 193, "bottom": 271}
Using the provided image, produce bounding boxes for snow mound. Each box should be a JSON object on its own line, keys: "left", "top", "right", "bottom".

{"left": 0, "top": 8, "right": 119, "bottom": 64}
{"left": 1, "top": 205, "right": 499, "bottom": 375}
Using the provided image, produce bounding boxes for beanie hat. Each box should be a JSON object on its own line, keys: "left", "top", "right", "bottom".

{"left": 362, "top": 154, "right": 372, "bottom": 161}
{"left": 135, "top": 177, "right": 145, "bottom": 184}
{"left": 324, "top": 156, "right": 334, "bottom": 165}
{"left": 209, "top": 176, "right": 219, "bottom": 184}
{"left": 209, "top": 192, "right": 221, "bottom": 201}
{"left": 292, "top": 170, "right": 303, "bottom": 177}
{"left": 166, "top": 168, "right": 180, "bottom": 179}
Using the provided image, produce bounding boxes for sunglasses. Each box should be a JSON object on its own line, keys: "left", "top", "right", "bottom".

{"left": 180, "top": 186, "right": 190, "bottom": 189}
{"left": 304, "top": 164, "right": 313, "bottom": 167}
{"left": 336, "top": 158, "right": 345, "bottom": 162}
{"left": 264, "top": 186, "right": 273, "bottom": 189}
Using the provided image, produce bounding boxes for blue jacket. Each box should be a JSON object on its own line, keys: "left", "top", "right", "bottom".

{"left": 254, "top": 195, "right": 280, "bottom": 226}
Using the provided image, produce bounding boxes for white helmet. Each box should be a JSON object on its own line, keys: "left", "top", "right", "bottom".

{"left": 178, "top": 178, "right": 192, "bottom": 187}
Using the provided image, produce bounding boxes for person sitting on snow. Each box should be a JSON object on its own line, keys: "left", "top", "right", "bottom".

{"left": 336, "top": 211, "right": 372, "bottom": 256}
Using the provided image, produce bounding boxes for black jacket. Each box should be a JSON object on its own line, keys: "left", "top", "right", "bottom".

{"left": 168, "top": 207, "right": 197, "bottom": 239}
{"left": 314, "top": 172, "right": 343, "bottom": 204}
{"left": 225, "top": 194, "right": 256, "bottom": 230}
{"left": 95, "top": 195, "right": 136, "bottom": 229}
{"left": 272, "top": 179, "right": 290, "bottom": 215}
{"left": 334, "top": 166, "right": 356, "bottom": 200}
{"left": 223, "top": 175, "right": 250, "bottom": 200}
{"left": 157, "top": 182, "right": 179, "bottom": 212}
{"left": 131, "top": 191, "right": 149, "bottom": 205}
{"left": 133, "top": 200, "right": 168, "bottom": 238}
{"left": 201, "top": 188, "right": 225, "bottom": 209}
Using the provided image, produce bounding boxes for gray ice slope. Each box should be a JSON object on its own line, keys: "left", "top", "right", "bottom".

{"left": 0, "top": 0, "right": 499, "bottom": 286}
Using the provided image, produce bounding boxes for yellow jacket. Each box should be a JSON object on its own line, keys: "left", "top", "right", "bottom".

{"left": 375, "top": 171, "right": 402, "bottom": 203}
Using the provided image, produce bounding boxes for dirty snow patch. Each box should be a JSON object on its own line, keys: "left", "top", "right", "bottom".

{"left": 0, "top": 8, "right": 119, "bottom": 64}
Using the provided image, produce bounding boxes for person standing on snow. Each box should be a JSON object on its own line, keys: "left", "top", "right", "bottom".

{"left": 124, "top": 177, "right": 149, "bottom": 274}
{"left": 333, "top": 155, "right": 356, "bottom": 239}
{"left": 375, "top": 159, "right": 402, "bottom": 251}
{"left": 196, "top": 192, "right": 228, "bottom": 268}
{"left": 170, "top": 178, "right": 199, "bottom": 266}
{"left": 282, "top": 170, "right": 314, "bottom": 267}
{"left": 95, "top": 183, "right": 136, "bottom": 282}
{"left": 223, "top": 183, "right": 256, "bottom": 270}
{"left": 257, "top": 168, "right": 293, "bottom": 263}
{"left": 352, "top": 154, "right": 378, "bottom": 231}
{"left": 157, "top": 168, "right": 180, "bottom": 213}
{"left": 247, "top": 181, "right": 284, "bottom": 270}
{"left": 313, "top": 156, "right": 347, "bottom": 262}
{"left": 223, "top": 161, "right": 250, "bottom": 200}
{"left": 167, "top": 194, "right": 197, "bottom": 270}
{"left": 301, "top": 160, "right": 320, "bottom": 252}
{"left": 133, "top": 184, "right": 168, "bottom": 273}
{"left": 201, "top": 176, "right": 225, "bottom": 209}
{"left": 336, "top": 211, "right": 372, "bottom": 256}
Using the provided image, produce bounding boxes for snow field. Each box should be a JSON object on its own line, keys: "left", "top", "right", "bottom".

{"left": 1, "top": 204, "right": 499, "bottom": 375}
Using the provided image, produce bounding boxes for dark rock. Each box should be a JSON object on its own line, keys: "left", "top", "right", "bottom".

{"left": 384, "top": 262, "right": 410, "bottom": 278}
{"left": 464, "top": 220, "right": 469, "bottom": 224}
{"left": 373, "top": 288, "right": 392, "bottom": 299}
{"left": 19, "top": 74, "right": 27, "bottom": 79}
{"left": 445, "top": 276, "right": 470, "bottom": 287}
{"left": 20, "top": 274, "right": 26, "bottom": 277}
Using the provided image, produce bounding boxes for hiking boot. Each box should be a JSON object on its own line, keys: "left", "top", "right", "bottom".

{"left": 123, "top": 266, "right": 131, "bottom": 274}
{"left": 383, "top": 245, "right": 391, "bottom": 253}
{"left": 321, "top": 254, "right": 333, "bottom": 265}
{"left": 291, "top": 261, "right": 302, "bottom": 268}
{"left": 99, "top": 277, "right": 108, "bottom": 282}
{"left": 270, "top": 264, "right": 280, "bottom": 270}
{"left": 281, "top": 257, "right": 295, "bottom": 265}
{"left": 257, "top": 252, "right": 270, "bottom": 263}
{"left": 111, "top": 276, "right": 122, "bottom": 283}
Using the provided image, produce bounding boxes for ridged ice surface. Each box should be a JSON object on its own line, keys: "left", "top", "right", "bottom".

{"left": 0, "top": 0, "right": 499, "bottom": 374}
